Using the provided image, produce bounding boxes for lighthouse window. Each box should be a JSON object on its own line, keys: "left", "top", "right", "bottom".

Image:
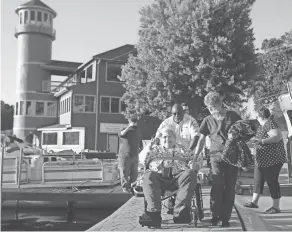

{"left": 19, "top": 12, "right": 23, "bottom": 24}
{"left": 19, "top": 101, "right": 24, "bottom": 115}
{"left": 37, "top": 12, "right": 42, "bottom": 22}
{"left": 30, "top": 11, "right": 35, "bottom": 23}
{"left": 44, "top": 13, "right": 48, "bottom": 24}
{"left": 15, "top": 102, "right": 19, "bottom": 115}
{"left": 24, "top": 11, "right": 28, "bottom": 24}
{"left": 36, "top": 102, "right": 44, "bottom": 116}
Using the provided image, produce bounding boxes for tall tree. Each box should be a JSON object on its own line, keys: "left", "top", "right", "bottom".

{"left": 120, "top": 0, "right": 257, "bottom": 120}
{"left": 1, "top": 101, "right": 14, "bottom": 131}
{"left": 251, "top": 30, "right": 292, "bottom": 106}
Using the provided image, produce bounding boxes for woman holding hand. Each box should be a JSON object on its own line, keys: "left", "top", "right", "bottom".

{"left": 244, "top": 106, "right": 287, "bottom": 214}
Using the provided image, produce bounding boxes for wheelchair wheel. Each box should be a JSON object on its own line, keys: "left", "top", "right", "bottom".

{"left": 190, "top": 198, "right": 198, "bottom": 227}
{"left": 195, "top": 183, "right": 204, "bottom": 220}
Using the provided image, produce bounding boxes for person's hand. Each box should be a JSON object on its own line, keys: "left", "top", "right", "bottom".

{"left": 251, "top": 138, "right": 262, "bottom": 146}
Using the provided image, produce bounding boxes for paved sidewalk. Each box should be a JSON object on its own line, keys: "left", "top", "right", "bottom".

{"left": 87, "top": 186, "right": 243, "bottom": 231}
{"left": 234, "top": 189, "right": 292, "bottom": 231}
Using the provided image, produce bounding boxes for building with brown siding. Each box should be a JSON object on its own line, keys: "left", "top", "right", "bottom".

{"left": 13, "top": 0, "right": 161, "bottom": 153}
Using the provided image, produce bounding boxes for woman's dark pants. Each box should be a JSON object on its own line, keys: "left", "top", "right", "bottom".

{"left": 253, "top": 163, "right": 283, "bottom": 199}
{"left": 210, "top": 160, "right": 238, "bottom": 222}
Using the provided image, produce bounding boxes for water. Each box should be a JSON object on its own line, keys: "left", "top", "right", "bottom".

{"left": 1, "top": 207, "right": 117, "bottom": 231}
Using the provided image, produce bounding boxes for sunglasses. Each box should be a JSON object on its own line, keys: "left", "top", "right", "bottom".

{"left": 172, "top": 112, "right": 182, "bottom": 116}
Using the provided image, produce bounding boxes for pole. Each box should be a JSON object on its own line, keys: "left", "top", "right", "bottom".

{"left": 17, "top": 148, "right": 23, "bottom": 187}
{"left": 15, "top": 147, "right": 23, "bottom": 221}
{"left": 1, "top": 145, "right": 5, "bottom": 203}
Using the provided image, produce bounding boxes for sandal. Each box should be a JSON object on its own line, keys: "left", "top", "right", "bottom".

{"left": 243, "top": 202, "right": 259, "bottom": 208}
{"left": 264, "top": 207, "right": 281, "bottom": 214}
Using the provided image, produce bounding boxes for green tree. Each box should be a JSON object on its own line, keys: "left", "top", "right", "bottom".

{"left": 1, "top": 101, "right": 14, "bottom": 131}
{"left": 120, "top": 0, "right": 257, "bottom": 120}
{"left": 251, "top": 30, "right": 292, "bottom": 106}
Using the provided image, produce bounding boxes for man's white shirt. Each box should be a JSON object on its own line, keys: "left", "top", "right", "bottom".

{"left": 155, "top": 114, "right": 200, "bottom": 148}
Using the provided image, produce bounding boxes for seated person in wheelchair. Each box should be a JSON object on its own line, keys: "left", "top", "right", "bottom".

{"left": 138, "top": 128, "right": 202, "bottom": 227}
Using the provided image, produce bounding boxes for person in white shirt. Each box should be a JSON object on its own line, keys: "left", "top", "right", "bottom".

{"left": 155, "top": 104, "right": 200, "bottom": 150}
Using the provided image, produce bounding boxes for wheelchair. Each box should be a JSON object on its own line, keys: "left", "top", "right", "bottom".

{"left": 131, "top": 169, "right": 204, "bottom": 228}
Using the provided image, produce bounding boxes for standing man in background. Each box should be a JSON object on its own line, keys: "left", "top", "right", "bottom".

{"left": 155, "top": 104, "right": 200, "bottom": 150}
{"left": 182, "top": 103, "right": 190, "bottom": 115}
{"left": 118, "top": 116, "right": 142, "bottom": 193}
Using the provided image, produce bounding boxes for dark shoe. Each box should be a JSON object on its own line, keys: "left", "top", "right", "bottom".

{"left": 221, "top": 221, "right": 230, "bottom": 227}
{"left": 264, "top": 207, "right": 281, "bottom": 214}
{"left": 138, "top": 211, "right": 161, "bottom": 228}
{"left": 243, "top": 202, "right": 259, "bottom": 208}
{"left": 173, "top": 206, "right": 191, "bottom": 224}
{"left": 209, "top": 216, "right": 220, "bottom": 226}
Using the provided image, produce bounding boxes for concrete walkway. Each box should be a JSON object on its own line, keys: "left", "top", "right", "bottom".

{"left": 87, "top": 186, "right": 243, "bottom": 231}
{"left": 234, "top": 187, "right": 292, "bottom": 231}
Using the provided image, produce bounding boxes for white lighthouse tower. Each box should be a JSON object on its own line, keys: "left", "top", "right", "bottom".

{"left": 14, "top": 0, "right": 58, "bottom": 139}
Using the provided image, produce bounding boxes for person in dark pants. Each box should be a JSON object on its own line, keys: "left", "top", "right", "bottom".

{"left": 244, "top": 107, "right": 287, "bottom": 214}
{"left": 118, "top": 116, "right": 142, "bottom": 193}
{"left": 193, "top": 91, "right": 242, "bottom": 227}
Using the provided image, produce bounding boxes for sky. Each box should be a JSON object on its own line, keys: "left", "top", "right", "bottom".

{"left": 1, "top": 0, "right": 292, "bottom": 107}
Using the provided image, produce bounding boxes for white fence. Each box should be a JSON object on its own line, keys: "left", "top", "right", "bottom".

{"left": 2, "top": 157, "right": 29, "bottom": 184}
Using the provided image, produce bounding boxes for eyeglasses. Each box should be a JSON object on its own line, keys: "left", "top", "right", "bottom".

{"left": 172, "top": 112, "right": 181, "bottom": 116}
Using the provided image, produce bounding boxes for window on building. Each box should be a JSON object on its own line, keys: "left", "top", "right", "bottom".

{"left": 106, "top": 63, "right": 122, "bottom": 82}
{"left": 44, "top": 157, "right": 49, "bottom": 162}
{"left": 36, "top": 102, "right": 44, "bottom": 116}
{"left": 100, "top": 96, "right": 121, "bottom": 114}
{"left": 37, "top": 11, "right": 42, "bottom": 22}
{"left": 19, "top": 12, "right": 23, "bottom": 24}
{"left": 68, "top": 97, "right": 71, "bottom": 112}
{"left": 24, "top": 11, "right": 28, "bottom": 24}
{"left": 30, "top": 11, "right": 35, "bottom": 23}
{"left": 73, "top": 95, "right": 95, "bottom": 113}
{"left": 51, "top": 157, "right": 57, "bottom": 162}
{"left": 15, "top": 102, "right": 19, "bottom": 115}
{"left": 63, "top": 131, "right": 80, "bottom": 145}
{"left": 47, "top": 102, "right": 57, "bottom": 117}
{"left": 80, "top": 70, "right": 86, "bottom": 83}
{"left": 121, "top": 101, "right": 127, "bottom": 112}
{"left": 85, "top": 96, "right": 95, "bottom": 112}
{"left": 73, "top": 95, "right": 85, "bottom": 112}
{"left": 86, "top": 65, "right": 93, "bottom": 82}
{"left": 42, "top": 132, "right": 58, "bottom": 145}
{"left": 19, "top": 101, "right": 24, "bottom": 115}
{"left": 100, "top": 97, "right": 110, "bottom": 113}
{"left": 26, "top": 101, "right": 33, "bottom": 115}
{"left": 111, "top": 97, "right": 120, "bottom": 113}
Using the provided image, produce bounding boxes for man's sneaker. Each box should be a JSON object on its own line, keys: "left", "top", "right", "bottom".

{"left": 209, "top": 216, "right": 220, "bottom": 226}
{"left": 173, "top": 206, "right": 191, "bottom": 224}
